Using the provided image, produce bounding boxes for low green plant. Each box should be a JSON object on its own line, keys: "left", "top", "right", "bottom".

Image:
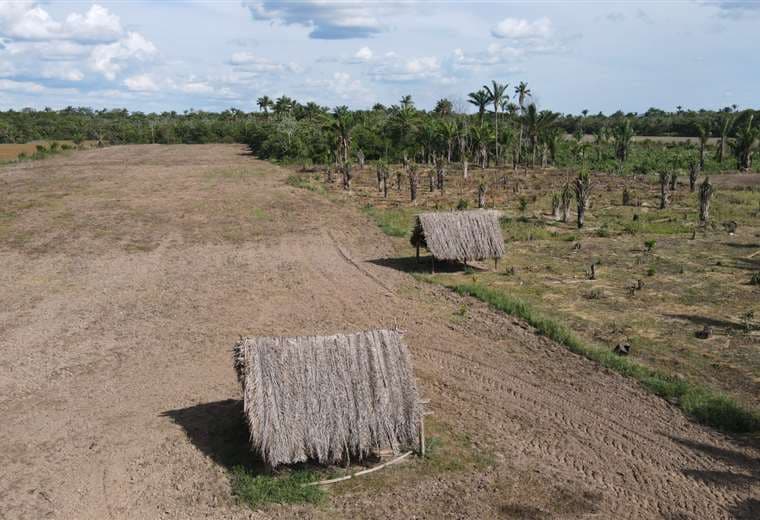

{"left": 644, "top": 239, "right": 656, "bottom": 252}
{"left": 230, "top": 467, "right": 325, "bottom": 508}
{"left": 361, "top": 206, "right": 413, "bottom": 237}
{"left": 456, "top": 198, "right": 469, "bottom": 210}
{"left": 285, "top": 174, "right": 325, "bottom": 193}
{"left": 647, "top": 266, "right": 656, "bottom": 276}
{"left": 750, "top": 272, "right": 760, "bottom": 286}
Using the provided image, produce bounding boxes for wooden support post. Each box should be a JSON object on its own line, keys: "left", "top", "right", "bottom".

{"left": 494, "top": 257, "right": 498, "bottom": 270}
{"left": 419, "top": 414, "right": 425, "bottom": 457}
{"left": 416, "top": 244, "right": 420, "bottom": 262}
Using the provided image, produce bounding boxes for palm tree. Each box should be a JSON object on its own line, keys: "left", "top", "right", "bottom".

{"left": 467, "top": 89, "right": 489, "bottom": 126}
{"left": 469, "top": 125, "right": 491, "bottom": 168}
{"left": 694, "top": 122, "right": 709, "bottom": 170}
{"left": 257, "top": 96, "right": 272, "bottom": 116}
{"left": 514, "top": 81, "right": 531, "bottom": 164}
{"left": 522, "top": 104, "right": 558, "bottom": 167}
{"left": 327, "top": 106, "right": 355, "bottom": 167}
{"left": 434, "top": 98, "right": 453, "bottom": 116}
{"left": 389, "top": 105, "right": 417, "bottom": 163}
{"left": 575, "top": 169, "right": 592, "bottom": 228}
{"left": 612, "top": 119, "right": 634, "bottom": 162}
{"left": 400, "top": 94, "right": 414, "bottom": 109}
{"left": 273, "top": 95, "right": 295, "bottom": 117}
{"left": 733, "top": 114, "right": 758, "bottom": 171}
{"left": 438, "top": 119, "right": 457, "bottom": 162}
{"left": 717, "top": 112, "right": 734, "bottom": 163}
{"left": 483, "top": 81, "right": 509, "bottom": 165}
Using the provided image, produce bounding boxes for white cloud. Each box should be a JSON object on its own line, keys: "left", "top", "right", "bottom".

{"left": 305, "top": 71, "right": 369, "bottom": 100}
{"left": 63, "top": 4, "right": 122, "bottom": 43}
{"left": 0, "top": 2, "right": 122, "bottom": 42}
{"left": 124, "top": 73, "right": 158, "bottom": 92}
{"left": 89, "top": 32, "right": 156, "bottom": 80}
{"left": 0, "top": 78, "right": 46, "bottom": 93}
{"left": 354, "top": 46, "right": 372, "bottom": 61}
{"left": 179, "top": 81, "right": 214, "bottom": 94}
{"left": 41, "top": 63, "right": 84, "bottom": 81}
{"left": 243, "top": 1, "right": 388, "bottom": 39}
{"left": 370, "top": 54, "right": 442, "bottom": 82}
{"left": 491, "top": 17, "right": 553, "bottom": 40}
{"left": 228, "top": 51, "right": 294, "bottom": 74}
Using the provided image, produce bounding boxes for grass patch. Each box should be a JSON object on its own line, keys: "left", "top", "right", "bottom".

{"left": 230, "top": 466, "right": 325, "bottom": 508}
{"left": 361, "top": 205, "right": 413, "bottom": 237}
{"left": 286, "top": 174, "right": 326, "bottom": 194}
{"left": 449, "top": 282, "right": 760, "bottom": 434}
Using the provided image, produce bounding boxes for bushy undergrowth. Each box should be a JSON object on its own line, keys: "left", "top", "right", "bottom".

{"left": 451, "top": 282, "right": 760, "bottom": 434}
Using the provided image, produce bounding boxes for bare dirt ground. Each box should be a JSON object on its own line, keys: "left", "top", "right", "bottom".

{"left": 1, "top": 144, "right": 758, "bottom": 519}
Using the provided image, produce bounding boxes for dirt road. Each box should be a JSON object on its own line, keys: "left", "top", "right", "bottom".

{"left": 1, "top": 145, "right": 757, "bottom": 519}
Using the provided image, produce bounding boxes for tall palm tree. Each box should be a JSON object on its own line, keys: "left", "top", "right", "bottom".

{"left": 522, "top": 104, "right": 558, "bottom": 167}
{"left": 326, "top": 106, "right": 355, "bottom": 166}
{"left": 514, "top": 81, "right": 531, "bottom": 111}
{"left": 438, "top": 119, "right": 457, "bottom": 162}
{"left": 467, "top": 89, "right": 489, "bottom": 126}
{"left": 612, "top": 119, "right": 634, "bottom": 162}
{"left": 717, "top": 112, "right": 734, "bottom": 163}
{"left": 695, "top": 122, "right": 709, "bottom": 170}
{"left": 400, "top": 94, "right": 414, "bottom": 109}
{"left": 733, "top": 114, "right": 758, "bottom": 171}
{"left": 514, "top": 81, "right": 531, "bottom": 165}
{"left": 482, "top": 80, "right": 509, "bottom": 164}
{"left": 257, "top": 96, "right": 272, "bottom": 116}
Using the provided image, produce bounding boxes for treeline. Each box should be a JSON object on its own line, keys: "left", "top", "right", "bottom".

{"left": 246, "top": 88, "right": 759, "bottom": 174}
{"left": 1, "top": 90, "right": 758, "bottom": 173}
{"left": 0, "top": 107, "right": 254, "bottom": 145}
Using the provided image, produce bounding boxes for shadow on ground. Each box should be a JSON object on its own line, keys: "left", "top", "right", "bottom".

{"left": 162, "top": 399, "right": 266, "bottom": 474}
{"left": 368, "top": 255, "right": 487, "bottom": 275}
{"left": 665, "top": 313, "right": 744, "bottom": 333}
{"left": 670, "top": 436, "right": 760, "bottom": 519}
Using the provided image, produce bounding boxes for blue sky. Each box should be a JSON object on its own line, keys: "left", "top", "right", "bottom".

{"left": 0, "top": 0, "right": 758, "bottom": 114}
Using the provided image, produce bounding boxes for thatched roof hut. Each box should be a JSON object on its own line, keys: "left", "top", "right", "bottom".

{"left": 412, "top": 210, "right": 505, "bottom": 262}
{"left": 233, "top": 329, "right": 421, "bottom": 467}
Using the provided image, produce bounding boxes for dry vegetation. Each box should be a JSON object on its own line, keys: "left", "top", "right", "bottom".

{"left": 290, "top": 161, "right": 760, "bottom": 420}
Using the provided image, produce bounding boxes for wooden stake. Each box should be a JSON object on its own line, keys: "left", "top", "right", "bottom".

{"left": 419, "top": 414, "right": 425, "bottom": 458}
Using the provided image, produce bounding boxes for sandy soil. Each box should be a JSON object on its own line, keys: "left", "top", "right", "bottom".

{"left": 1, "top": 145, "right": 758, "bottom": 519}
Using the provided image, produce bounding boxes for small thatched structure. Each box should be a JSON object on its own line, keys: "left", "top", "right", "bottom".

{"left": 412, "top": 210, "right": 505, "bottom": 263}
{"left": 233, "top": 329, "right": 421, "bottom": 467}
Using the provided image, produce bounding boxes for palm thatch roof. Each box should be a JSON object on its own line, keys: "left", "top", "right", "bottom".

{"left": 412, "top": 210, "right": 505, "bottom": 262}
{"left": 233, "top": 329, "right": 421, "bottom": 467}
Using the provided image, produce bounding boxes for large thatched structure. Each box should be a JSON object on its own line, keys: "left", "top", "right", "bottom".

{"left": 233, "top": 329, "right": 421, "bottom": 467}
{"left": 412, "top": 210, "right": 505, "bottom": 262}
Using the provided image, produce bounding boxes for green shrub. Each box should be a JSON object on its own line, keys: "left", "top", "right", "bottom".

{"left": 750, "top": 272, "right": 760, "bottom": 286}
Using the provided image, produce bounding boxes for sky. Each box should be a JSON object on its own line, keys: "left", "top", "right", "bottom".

{"left": 0, "top": 0, "right": 759, "bottom": 114}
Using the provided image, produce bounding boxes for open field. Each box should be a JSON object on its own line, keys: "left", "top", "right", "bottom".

{"left": 1, "top": 145, "right": 759, "bottom": 519}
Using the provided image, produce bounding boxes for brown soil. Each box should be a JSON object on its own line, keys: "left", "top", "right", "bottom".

{"left": 1, "top": 144, "right": 758, "bottom": 519}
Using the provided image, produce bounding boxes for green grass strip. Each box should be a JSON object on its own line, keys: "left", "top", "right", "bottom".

{"left": 230, "top": 466, "right": 325, "bottom": 508}
{"left": 451, "top": 282, "right": 760, "bottom": 434}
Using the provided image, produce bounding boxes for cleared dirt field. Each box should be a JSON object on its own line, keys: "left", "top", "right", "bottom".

{"left": 1, "top": 145, "right": 758, "bottom": 519}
